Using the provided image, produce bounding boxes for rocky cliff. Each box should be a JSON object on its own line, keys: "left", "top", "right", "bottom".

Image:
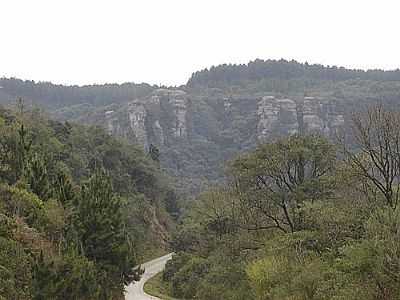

{"left": 97, "top": 89, "right": 346, "bottom": 196}
{"left": 256, "top": 95, "right": 345, "bottom": 141}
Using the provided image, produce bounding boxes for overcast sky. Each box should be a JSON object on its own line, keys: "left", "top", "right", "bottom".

{"left": 1, "top": 0, "right": 400, "bottom": 86}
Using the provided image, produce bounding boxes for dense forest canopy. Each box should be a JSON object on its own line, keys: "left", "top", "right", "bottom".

{"left": 0, "top": 103, "right": 178, "bottom": 299}
{"left": 161, "top": 105, "right": 400, "bottom": 300}
{"left": 0, "top": 78, "right": 155, "bottom": 109}
{"left": 187, "top": 59, "right": 400, "bottom": 88}
{"left": 2, "top": 59, "right": 400, "bottom": 111}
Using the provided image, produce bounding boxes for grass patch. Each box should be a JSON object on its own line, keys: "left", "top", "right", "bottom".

{"left": 144, "top": 272, "right": 181, "bottom": 300}
{"left": 139, "top": 245, "right": 169, "bottom": 263}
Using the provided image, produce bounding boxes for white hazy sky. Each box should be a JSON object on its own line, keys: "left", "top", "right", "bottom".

{"left": 1, "top": 0, "right": 400, "bottom": 86}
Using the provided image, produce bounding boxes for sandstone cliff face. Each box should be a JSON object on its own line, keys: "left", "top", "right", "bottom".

{"left": 165, "top": 89, "right": 187, "bottom": 138}
{"left": 256, "top": 96, "right": 345, "bottom": 142}
{"left": 301, "top": 97, "right": 345, "bottom": 137}
{"left": 152, "top": 120, "right": 165, "bottom": 146}
{"left": 103, "top": 89, "right": 346, "bottom": 156}
{"left": 257, "top": 96, "right": 298, "bottom": 141}
{"left": 100, "top": 89, "right": 346, "bottom": 196}
{"left": 105, "top": 91, "right": 345, "bottom": 152}
{"left": 103, "top": 88, "right": 189, "bottom": 150}
{"left": 127, "top": 100, "right": 148, "bottom": 149}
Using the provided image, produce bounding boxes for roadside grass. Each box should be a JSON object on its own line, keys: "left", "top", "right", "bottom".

{"left": 139, "top": 246, "right": 169, "bottom": 263}
{"left": 144, "top": 273, "right": 181, "bottom": 300}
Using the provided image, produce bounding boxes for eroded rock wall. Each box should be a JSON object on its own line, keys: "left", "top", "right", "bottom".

{"left": 127, "top": 100, "right": 148, "bottom": 149}
{"left": 100, "top": 88, "right": 346, "bottom": 196}
{"left": 103, "top": 88, "right": 189, "bottom": 150}
{"left": 105, "top": 90, "right": 345, "bottom": 151}
{"left": 257, "top": 96, "right": 345, "bottom": 141}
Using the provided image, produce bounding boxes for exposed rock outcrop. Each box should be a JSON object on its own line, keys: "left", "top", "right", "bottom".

{"left": 167, "top": 90, "right": 187, "bottom": 138}
{"left": 302, "top": 96, "right": 345, "bottom": 137}
{"left": 105, "top": 91, "right": 345, "bottom": 151}
{"left": 104, "top": 89, "right": 189, "bottom": 151}
{"left": 257, "top": 96, "right": 298, "bottom": 141}
{"left": 223, "top": 97, "right": 232, "bottom": 110}
{"left": 127, "top": 100, "right": 148, "bottom": 149}
{"left": 101, "top": 89, "right": 346, "bottom": 196}
{"left": 257, "top": 96, "right": 344, "bottom": 141}
{"left": 153, "top": 120, "right": 165, "bottom": 146}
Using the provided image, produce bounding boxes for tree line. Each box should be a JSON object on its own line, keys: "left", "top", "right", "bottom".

{"left": 188, "top": 59, "right": 400, "bottom": 88}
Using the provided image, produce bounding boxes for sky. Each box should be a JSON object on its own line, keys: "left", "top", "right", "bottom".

{"left": 1, "top": 0, "right": 400, "bottom": 86}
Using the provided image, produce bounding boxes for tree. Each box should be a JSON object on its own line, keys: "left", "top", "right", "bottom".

{"left": 26, "top": 153, "right": 51, "bottom": 201}
{"left": 74, "top": 170, "right": 140, "bottom": 298}
{"left": 0, "top": 117, "right": 32, "bottom": 184}
{"left": 53, "top": 168, "right": 75, "bottom": 205}
{"left": 230, "top": 135, "right": 336, "bottom": 233}
{"left": 148, "top": 143, "right": 160, "bottom": 164}
{"left": 344, "top": 105, "right": 400, "bottom": 209}
{"left": 0, "top": 217, "right": 32, "bottom": 300}
{"left": 15, "top": 98, "right": 32, "bottom": 181}
{"left": 164, "top": 190, "right": 180, "bottom": 218}
{"left": 32, "top": 250, "right": 101, "bottom": 300}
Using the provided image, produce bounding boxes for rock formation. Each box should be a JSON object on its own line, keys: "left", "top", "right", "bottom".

{"left": 257, "top": 96, "right": 344, "bottom": 141}
{"left": 257, "top": 96, "right": 299, "bottom": 141}
{"left": 127, "top": 100, "right": 148, "bottom": 149}
{"left": 167, "top": 90, "right": 187, "bottom": 138}
{"left": 153, "top": 120, "right": 165, "bottom": 145}
{"left": 302, "top": 96, "right": 345, "bottom": 137}
{"left": 99, "top": 89, "right": 346, "bottom": 196}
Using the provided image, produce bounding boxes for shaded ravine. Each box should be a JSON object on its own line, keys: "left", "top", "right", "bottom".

{"left": 125, "top": 253, "right": 173, "bottom": 300}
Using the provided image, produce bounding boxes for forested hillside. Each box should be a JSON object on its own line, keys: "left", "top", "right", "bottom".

{"left": 2, "top": 60, "right": 400, "bottom": 197}
{"left": 188, "top": 59, "right": 400, "bottom": 88}
{"left": 0, "top": 102, "right": 178, "bottom": 299}
{"left": 161, "top": 105, "right": 400, "bottom": 300}
{"left": 0, "top": 78, "right": 155, "bottom": 119}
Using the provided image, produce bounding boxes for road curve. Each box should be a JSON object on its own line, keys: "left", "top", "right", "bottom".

{"left": 125, "top": 253, "right": 173, "bottom": 300}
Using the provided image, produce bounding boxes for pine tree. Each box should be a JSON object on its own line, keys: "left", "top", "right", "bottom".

{"left": 148, "top": 143, "right": 160, "bottom": 165}
{"left": 53, "top": 169, "right": 74, "bottom": 205}
{"left": 32, "top": 252, "right": 56, "bottom": 300}
{"left": 15, "top": 98, "right": 32, "bottom": 181}
{"left": 32, "top": 250, "right": 101, "bottom": 300}
{"left": 26, "top": 153, "right": 51, "bottom": 201}
{"left": 74, "top": 170, "right": 139, "bottom": 297}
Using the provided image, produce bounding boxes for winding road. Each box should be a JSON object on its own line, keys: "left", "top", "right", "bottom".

{"left": 125, "top": 253, "right": 173, "bottom": 300}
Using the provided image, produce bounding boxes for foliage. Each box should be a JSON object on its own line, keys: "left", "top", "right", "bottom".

{"left": 0, "top": 220, "right": 32, "bottom": 300}
{"left": 169, "top": 256, "right": 209, "bottom": 299}
{"left": 74, "top": 170, "right": 139, "bottom": 295}
{"left": 164, "top": 107, "right": 400, "bottom": 300}
{"left": 188, "top": 59, "right": 400, "bottom": 88}
{"left": 344, "top": 105, "right": 400, "bottom": 208}
{"left": 143, "top": 273, "right": 181, "bottom": 300}
{"left": 0, "top": 106, "right": 176, "bottom": 299}
{"left": 0, "top": 78, "right": 154, "bottom": 110}
{"left": 229, "top": 134, "right": 336, "bottom": 233}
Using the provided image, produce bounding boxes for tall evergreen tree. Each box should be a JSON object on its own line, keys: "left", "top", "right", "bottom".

{"left": 148, "top": 143, "right": 160, "bottom": 165}
{"left": 74, "top": 170, "right": 140, "bottom": 298}
{"left": 53, "top": 169, "right": 74, "bottom": 205}
{"left": 26, "top": 153, "right": 51, "bottom": 201}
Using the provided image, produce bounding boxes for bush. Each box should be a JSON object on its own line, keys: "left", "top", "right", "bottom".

{"left": 170, "top": 256, "right": 209, "bottom": 298}
{"left": 196, "top": 261, "right": 251, "bottom": 300}
{"left": 0, "top": 236, "right": 32, "bottom": 300}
